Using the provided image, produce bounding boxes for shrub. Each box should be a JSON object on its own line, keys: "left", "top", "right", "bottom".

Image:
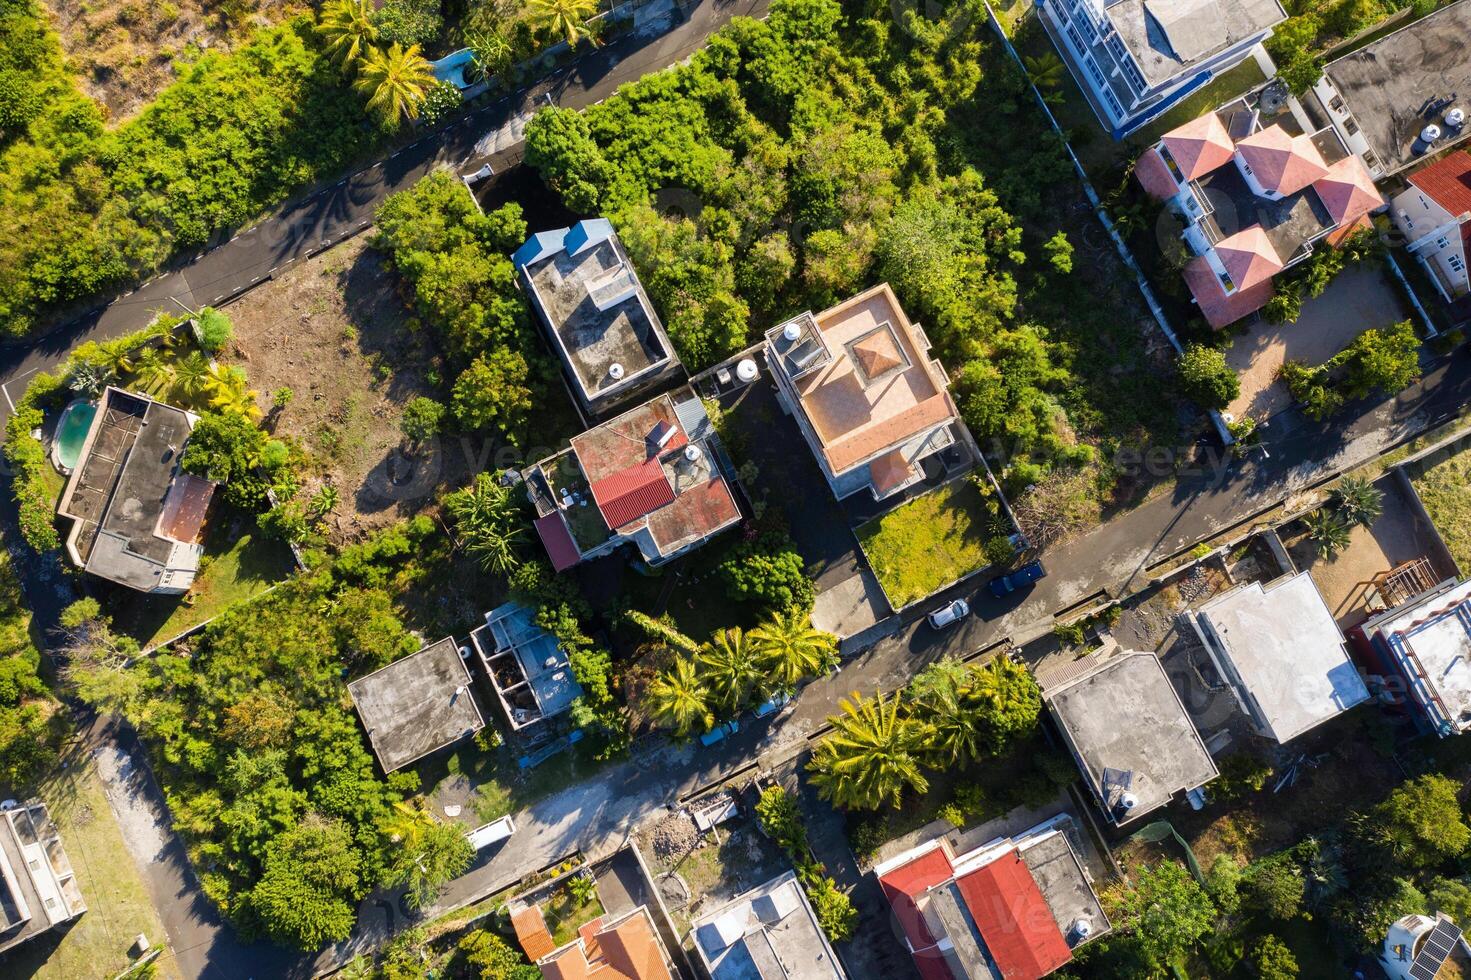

{"left": 419, "top": 79, "right": 462, "bottom": 125}
{"left": 983, "top": 535, "right": 1016, "bottom": 567}
{"left": 1215, "top": 752, "right": 1274, "bottom": 800}
{"left": 755, "top": 785, "right": 807, "bottom": 855}
{"left": 195, "top": 307, "right": 234, "bottom": 353}
{"left": 1243, "top": 858, "right": 1306, "bottom": 920}
{"left": 1177, "top": 344, "right": 1240, "bottom": 410}
{"left": 1250, "top": 935, "right": 1299, "bottom": 979}
{"left": 806, "top": 875, "right": 858, "bottom": 942}
{"left": 849, "top": 817, "right": 888, "bottom": 859}
{"left": 718, "top": 533, "right": 815, "bottom": 615}
{"left": 399, "top": 396, "right": 445, "bottom": 445}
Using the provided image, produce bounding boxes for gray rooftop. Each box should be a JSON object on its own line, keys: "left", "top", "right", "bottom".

{"left": 347, "top": 637, "right": 485, "bottom": 772}
{"left": 1018, "top": 824, "right": 1110, "bottom": 945}
{"left": 57, "top": 388, "right": 212, "bottom": 591}
{"left": 0, "top": 802, "right": 84, "bottom": 955}
{"left": 471, "top": 603, "right": 582, "bottom": 730}
{"left": 1193, "top": 573, "right": 1370, "bottom": 743}
{"left": 1194, "top": 152, "right": 1335, "bottom": 263}
{"left": 1323, "top": 0, "right": 1471, "bottom": 175}
{"left": 692, "top": 872, "right": 845, "bottom": 980}
{"left": 1108, "top": 0, "right": 1285, "bottom": 87}
{"left": 1047, "top": 652, "right": 1218, "bottom": 825}
{"left": 521, "top": 231, "right": 677, "bottom": 407}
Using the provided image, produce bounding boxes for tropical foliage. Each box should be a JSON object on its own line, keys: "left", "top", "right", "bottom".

{"left": 808, "top": 690, "right": 930, "bottom": 810}
{"left": 354, "top": 42, "right": 436, "bottom": 129}
{"left": 1280, "top": 319, "right": 1420, "bottom": 421}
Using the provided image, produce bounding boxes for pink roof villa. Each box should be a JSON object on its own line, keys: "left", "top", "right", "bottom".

{"left": 522, "top": 386, "right": 742, "bottom": 572}
{"left": 1136, "top": 102, "right": 1385, "bottom": 328}
{"left": 764, "top": 284, "right": 963, "bottom": 501}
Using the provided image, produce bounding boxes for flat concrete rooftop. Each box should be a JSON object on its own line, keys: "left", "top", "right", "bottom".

{"left": 347, "top": 637, "right": 485, "bottom": 772}
{"left": 692, "top": 871, "right": 843, "bottom": 980}
{"left": 1019, "top": 826, "right": 1109, "bottom": 946}
{"left": 1047, "top": 652, "right": 1218, "bottom": 825}
{"left": 1367, "top": 577, "right": 1471, "bottom": 733}
{"left": 1323, "top": 0, "right": 1471, "bottom": 175}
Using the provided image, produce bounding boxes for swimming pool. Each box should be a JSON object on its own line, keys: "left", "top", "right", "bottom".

{"left": 51, "top": 399, "right": 97, "bottom": 475}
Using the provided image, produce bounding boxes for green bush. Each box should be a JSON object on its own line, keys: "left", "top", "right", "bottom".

{"left": 1177, "top": 344, "right": 1240, "bottom": 410}
{"left": 1242, "top": 857, "right": 1306, "bottom": 920}
{"left": 1250, "top": 934, "right": 1299, "bottom": 979}
{"left": 805, "top": 875, "right": 858, "bottom": 942}
{"left": 718, "top": 530, "right": 815, "bottom": 615}
{"left": 195, "top": 307, "right": 235, "bottom": 353}
{"left": 755, "top": 785, "right": 807, "bottom": 855}
{"left": 1215, "top": 752, "right": 1275, "bottom": 800}
{"left": 399, "top": 396, "right": 446, "bottom": 445}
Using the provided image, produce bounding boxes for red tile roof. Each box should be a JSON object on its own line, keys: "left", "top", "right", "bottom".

{"left": 1160, "top": 113, "right": 1235, "bottom": 180}
{"left": 1135, "top": 148, "right": 1181, "bottom": 201}
{"left": 1312, "top": 155, "right": 1384, "bottom": 226}
{"left": 1215, "top": 226, "right": 1284, "bottom": 292}
{"left": 1235, "top": 126, "right": 1329, "bottom": 196}
{"left": 1184, "top": 256, "right": 1274, "bottom": 329}
{"left": 1408, "top": 150, "right": 1471, "bottom": 217}
{"left": 954, "top": 852, "right": 1072, "bottom": 980}
{"left": 824, "top": 392, "right": 957, "bottom": 474}
{"left": 1324, "top": 212, "right": 1374, "bottom": 247}
{"left": 534, "top": 513, "right": 583, "bottom": 572}
{"left": 514, "top": 906, "right": 557, "bottom": 962}
{"left": 590, "top": 458, "right": 676, "bottom": 530}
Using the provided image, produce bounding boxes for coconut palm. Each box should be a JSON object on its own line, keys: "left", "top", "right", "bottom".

{"left": 1024, "top": 52, "right": 1066, "bottom": 89}
{"left": 807, "top": 690, "right": 930, "bottom": 810}
{"left": 698, "top": 628, "right": 763, "bottom": 714}
{"left": 205, "top": 364, "right": 262, "bottom": 419}
{"left": 444, "top": 472, "right": 525, "bottom": 574}
{"left": 317, "top": 0, "right": 379, "bottom": 69}
{"left": 131, "top": 350, "right": 177, "bottom": 397}
{"left": 750, "top": 610, "right": 837, "bottom": 689}
{"left": 909, "top": 664, "right": 982, "bottom": 766}
{"left": 644, "top": 657, "right": 713, "bottom": 737}
{"left": 96, "top": 338, "right": 137, "bottom": 380}
{"left": 624, "top": 609, "right": 701, "bottom": 656}
{"left": 355, "top": 43, "right": 436, "bottom": 129}
{"left": 1331, "top": 474, "right": 1383, "bottom": 529}
{"left": 529, "top": 0, "right": 599, "bottom": 47}
{"left": 1306, "top": 508, "right": 1352, "bottom": 560}
{"left": 173, "top": 351, "right": 214, "bottom": 403}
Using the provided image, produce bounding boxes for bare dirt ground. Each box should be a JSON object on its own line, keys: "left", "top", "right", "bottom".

{"left": 43, "top": 0, "right": 303, "bottom": 123}
{"left": 224, "top": 234, "right": 476, "bottom": 544}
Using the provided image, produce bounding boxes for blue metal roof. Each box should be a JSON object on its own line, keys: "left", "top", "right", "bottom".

{"left": 510, "top": 229, "right": 568, "bottom": 269}
{"left": 564, "top": 218, "right": 615, "bottom": 256}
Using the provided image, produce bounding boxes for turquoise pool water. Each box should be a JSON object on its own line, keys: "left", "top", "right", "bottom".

{"left": 53, "top": 400, "right": 97, "bottom": 472}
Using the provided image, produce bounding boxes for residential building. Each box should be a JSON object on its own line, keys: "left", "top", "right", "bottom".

{"left": 470, "top": 602, "right": 582, "bottom": 731}
{"left": 0, "top": 800, "right": 86, "bottom": 955}
{"left": 1310, "top": 0, "right": 1471, "bottom": 180}
{"left": 511, "top": 847, "right": 687, "bottom": 980}
{"left": 1389, "top": 149, "right": 1471, "bottom": 302}
{"left": 1356, "top": 577, "right": 1471, "bottom": 737}
{"left": 523, "top": 387, "right": 742, "bottom": 572}
{"left": 1382, "top": 913, "right": 1471, "bottom": 980}
{"left": 56, "top": 387, "right": 218, "bottom": 594}
{"left": 513, "top": 219, "right": 682, "bottom": 421}
{"left": 765, "top": 284, "right": 963, "bottom": 502}
{"left": 875, "top": 814, "right": 1108, "bottom": 980}
{"left": 346, "top": 637, "right": 485, "bottom": 772}
{"left": 1036, "top": 0, "right": 1284, "bottom": 139}
{"left": 690, "top": 870, "right": 846, "bottom": 980}
{"left": 1191, "top": 572, "right": 1371, "bottom": 743}
{"left": 1046, "top": 652, "right": 1218, "bottom": 826}
{"left": 1135, "top": 104, "right": 1384, "bottom": 326}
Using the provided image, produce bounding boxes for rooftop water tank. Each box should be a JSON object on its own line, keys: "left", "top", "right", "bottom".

{"left": 1447, "top": 107, "right": 1466, "bottom": 129}
{"left": 609, "top": 362, "right": 625, "bottom": 381}
{"left": 782, "top": 321, "right": 802, "bottom": 343}
{"left": 736, "top": 358, "right": 759, "bottom": 383}
{"left": 1421, "top": 123, "right": 1443, "bottom": 143}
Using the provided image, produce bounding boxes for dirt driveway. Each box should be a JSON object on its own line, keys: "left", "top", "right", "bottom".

{"left": 1226, "top": 263, "right": 1411, "bottom": 421}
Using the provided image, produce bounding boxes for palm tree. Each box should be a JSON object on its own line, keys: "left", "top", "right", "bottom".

{"left": 173, "top": 351, "right": 214, "bottom": 403}
{"left": 1331, "top": 474, "right": 1383, "bottom": 529}
{"left": 466, "top": 29, "right": 514, "bottom": 82}
{"left": 382, "top": 799, "right": 434, "bottom": 851}
{"left": 444, "top": 472, "right": 525, "bottom": 574}
{"left": 698, "top": 628, "right": 762, "bottom": 714}
{"left": 1306, "top": 508, "right": 1352, "bottom": 560}
{"left": 644, "top": 657, "right": 712, "bottom": 737}
{"left": 1024, "top": 52, "right": 1066, "bottom": 89}
{"left": 807, "top": 691, "right": 930, "bottom": 810}
{"left": 624, "top": 609, "right": 701, "bottom": 656}
{"left": 96, "top": 338, "right": 137, "bottom": 380}
{"left": 355, "top": 43, "right": 435, "bottom": 129}
{"left": 751, "top": 610, "right": 838, "bottom": 690}
{"left": 205, "top": 364, "right": 261, "bottom": 419}
{"left": 131, "top": 350, "right": 176, "bottom": 397}
{"left": 317, "top": 0, "right": 379, "bottom": 70}
{"left": 529, "top": 0, "right": 599, "bottom": 48}
{"left": 910, "top": 670, "right": 981, "bottom": 766}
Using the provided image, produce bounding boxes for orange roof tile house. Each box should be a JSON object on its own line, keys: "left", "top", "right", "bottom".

{"left": 521, "top": 386, "right": 742, "bottom": 572}
{"left": 764, "top": 284, "right": 963, "bottom": 502}
{"left": 1390, "top": 149, "right": 1471, "bottom": 302}
{"left": 1136, "top": 99, "right": 1386, "bottom": 328}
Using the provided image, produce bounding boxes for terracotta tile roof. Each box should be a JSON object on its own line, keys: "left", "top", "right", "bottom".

{"left": 955, "top": 852, "right": 1073, "bottom": 980}
{"left": 1215, "top": 225, "right": 1284, "bottom": 292}
{"left": 1408, "top": 150, "right": 1471, "bottom": 217}
{"left": 852, "top": 326, "right": 905, "bottom": 379}
{"left": 1312, "top": 155, "right": 1384, "bottom": 225}
{"left": 513, "top": 906, "right": 557, "bottom": 962}
{"left": 868, "top": 448, "right": 916, "bottom": 497}
{"left": 645, "top": 475, "right": 741, "bottom": 553}
{"left": 1324, "top": 212, "right": 1374, "bottom": 247}
{"left": 824, "top": 392, "right": 956, "bottom": 474}
{"left": 1160, "top": 112, "right": 1235, "bottom": 179}
{"left": 1135, "top": 147, "right": 1181, "bottom": 200}
{"left": 539, "top": 909, "right": 672, "bottom": 980}
{"left": 534, "top": 513, "right": 583, "bottom": 572}
{"left": 1183, "top": 256, "right": 1274, "bottom": 329}
{"left": 1235, "top": 125, "right": 1329, "bottom": 196}
{"left": 589, "top": 458, "right": 675, "bottom": 530}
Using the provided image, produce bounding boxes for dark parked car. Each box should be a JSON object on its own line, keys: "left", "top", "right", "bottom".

{"left": 989, "top": 559, "right": 1047, "bottom": 598}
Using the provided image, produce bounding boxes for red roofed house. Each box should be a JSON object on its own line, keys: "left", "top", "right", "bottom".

{"left": 764, "top": 284, "right": 964, "bottom": 502}
{"left": 874, "top": 815, "right": 1109, "bottom": 980}
{"left": 1390, "top": 150, "right": 1471, "bottom": 302}
{"left": 522, "top": 386, "right": 742, "bottom": 572}
{"left": 1136, "top": 100, "right": 1386, "bottom": 328}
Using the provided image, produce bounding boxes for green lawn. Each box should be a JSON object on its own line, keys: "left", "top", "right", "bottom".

{"left": 856, "top": 478, "right": 1002, "bottom": 609}
{"left": 1410, "top": 440, "right": 1471, "bottom": 574}
{"left": 544, "top": 884, "right": 604, "bottom": 948}
{"left": 2, "top": 758, "right": 179, "bottom": 979}
{"left": 112, "top": 523, "right": 296, "bottom": 649}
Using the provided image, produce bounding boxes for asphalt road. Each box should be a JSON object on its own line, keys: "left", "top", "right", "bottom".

{"left": 0, "top": 0, "right": 771, "bottom": 414}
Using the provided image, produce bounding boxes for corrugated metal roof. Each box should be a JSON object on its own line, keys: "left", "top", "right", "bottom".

{"left": 534, "top": 513, "right": 583, "bottom": 572}
{"left": 590, "top": 458, "right": 675, "bottom": 530}
{"left": 956, "top": 852, "right": 1073, "bottom": 980}
{"left": 672, "top": 396, "right": 713, "bottom": 444}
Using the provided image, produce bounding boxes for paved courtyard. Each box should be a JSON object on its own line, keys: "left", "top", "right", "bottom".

{"left": 1226, "top": 262, "right": 1411, "bottom": 421}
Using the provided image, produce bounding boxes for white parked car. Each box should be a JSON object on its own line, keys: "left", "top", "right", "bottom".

{"left": 927, "top": 598, "right": 970, "bottom": 630}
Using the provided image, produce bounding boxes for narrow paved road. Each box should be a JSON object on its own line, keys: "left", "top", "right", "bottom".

{"left": 0, "top": 0, "right": 771, "bottom": 411}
